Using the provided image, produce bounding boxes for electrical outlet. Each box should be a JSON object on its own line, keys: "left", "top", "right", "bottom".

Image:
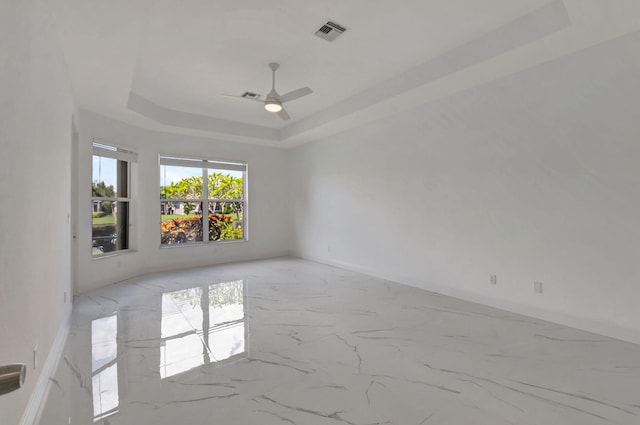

{"left": 534, "top": 281, "right": 543, "bottom": 293}
{"left": 489, "top": 274, "right": 497, "bottom": 285}
{"left": 33, "top": 346, "right": 38, "bottom": 370}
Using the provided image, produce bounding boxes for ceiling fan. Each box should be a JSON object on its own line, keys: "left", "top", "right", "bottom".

{"left": 222, "top": 63, "right": 312, "bottom": 120}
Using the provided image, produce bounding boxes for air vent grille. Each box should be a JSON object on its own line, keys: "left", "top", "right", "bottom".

{"left": 315, "top": 20, "right": 347, "bottom": 42}
{"left": 241, "top": 91, "right": 260, "bottom": 99}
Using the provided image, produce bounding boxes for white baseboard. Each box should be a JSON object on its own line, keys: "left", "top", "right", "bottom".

{"left": 294, "top": 252, "right": 640, "bottom": 346}
{"left": 19, "top": 315, "right": 70, "bottom": 425}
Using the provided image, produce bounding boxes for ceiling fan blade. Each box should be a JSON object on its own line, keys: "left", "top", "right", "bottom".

{"left": 280, "top": 87, "right": 312, "bottom": 103}
{"left": 277, "top": 107, "right": 291, "bottom": 120}
{"left": 220, "top": 94, "right": 263, "bottom": 103}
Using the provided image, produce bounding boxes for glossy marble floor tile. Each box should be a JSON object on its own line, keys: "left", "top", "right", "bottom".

{"left": 39, "top": 258, "right": 640, "bottom": 424}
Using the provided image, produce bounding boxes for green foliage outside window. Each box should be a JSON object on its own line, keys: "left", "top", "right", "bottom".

{"left": 160, "top": 173, "right": 244, "bottom": 244}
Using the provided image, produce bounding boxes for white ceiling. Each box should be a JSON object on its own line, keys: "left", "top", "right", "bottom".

{"left": 48, "top": 0, "right": 640, "bottom": 147}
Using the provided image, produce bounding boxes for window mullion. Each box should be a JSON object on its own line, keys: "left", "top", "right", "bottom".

{"left": 92, "top": 197, "right": 131, "bottom": 202}
{"left": 162, "top": 198, "right": 202, "bottom": 203}
{"left": 208, "top": 198, "right": 244, "bottom": 203}
{"left": 202, "top": 167, "right": 209, "bottom": 242}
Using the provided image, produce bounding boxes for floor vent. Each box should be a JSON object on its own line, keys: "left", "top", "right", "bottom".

{"left": 315, "top": 20, "right": 347, "bottom": 42}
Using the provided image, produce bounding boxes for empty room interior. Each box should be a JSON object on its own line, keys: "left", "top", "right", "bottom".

{"left": 2, "top": 0, "right": 640, "bottom": 424}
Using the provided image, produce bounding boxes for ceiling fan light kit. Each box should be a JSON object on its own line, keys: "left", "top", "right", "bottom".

{"left": 264, "top": 99, "right": 283, "bottom": 112}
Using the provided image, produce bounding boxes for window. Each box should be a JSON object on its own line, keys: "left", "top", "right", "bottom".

{"left": 160, "top": 155, "right": 246, "bottom": 246}
{"left": 92, "top": 141, "right": 136, "bottom": 256}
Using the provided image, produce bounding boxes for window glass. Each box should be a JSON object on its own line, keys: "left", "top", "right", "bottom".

{"left": 92, "top": 156, "right": 118, "bottom": 194}
{"left": 92, "top": 201, "right": 129, "bottom": 254}
{"left": 208, "top": 169, "right": 244, "bottom": 200}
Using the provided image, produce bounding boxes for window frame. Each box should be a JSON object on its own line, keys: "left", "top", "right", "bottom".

{"left": 158, "top": 154, "right": 248, "bottom": 248}
{"left": 91, "top": 140, "right": 136, "bottom": 258}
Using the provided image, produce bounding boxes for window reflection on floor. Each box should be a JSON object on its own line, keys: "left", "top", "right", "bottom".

{"left": 91, "top": 313, "right": 119, "bottom": 421}
{"left": 160, "top": 280, "right": 245, "bottom": 378}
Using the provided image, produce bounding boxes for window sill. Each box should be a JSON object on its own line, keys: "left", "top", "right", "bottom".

{"left": 159, "top": 239, "right": 247, "bottom": 250}
{"left": 92, "top": 249, "right": 136, "bottom": 261}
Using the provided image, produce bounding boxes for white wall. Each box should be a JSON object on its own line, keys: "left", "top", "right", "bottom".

{"left": 77, "top": 110, "right": 291, "bottom": 293}
{"left": 291, "top": 31, "right": 640, "bottom": 344}
{"left": 0, "top": 0, "right": 76, "bottom": 423}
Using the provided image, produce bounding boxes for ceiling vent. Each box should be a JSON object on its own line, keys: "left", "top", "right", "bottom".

{"left": 315, "top": 20, "right": 347, "bottom": 42}
{"left": 241, "top": 91, "right": 261, "bottom": 99}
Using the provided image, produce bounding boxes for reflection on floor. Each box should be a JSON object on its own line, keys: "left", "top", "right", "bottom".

{"left": 40, "top": 258, "right": 640, "bottom": 424}
{"left": 86, "top": 280, "right": 247, "bottom": 422}
{"left": 160, "top": 281, "right": 245, "bottom": 379}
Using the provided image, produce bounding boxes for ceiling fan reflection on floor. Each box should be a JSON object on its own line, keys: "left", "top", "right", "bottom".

{"left": 221, "top": 62, "right": 312, "bottom": 120}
